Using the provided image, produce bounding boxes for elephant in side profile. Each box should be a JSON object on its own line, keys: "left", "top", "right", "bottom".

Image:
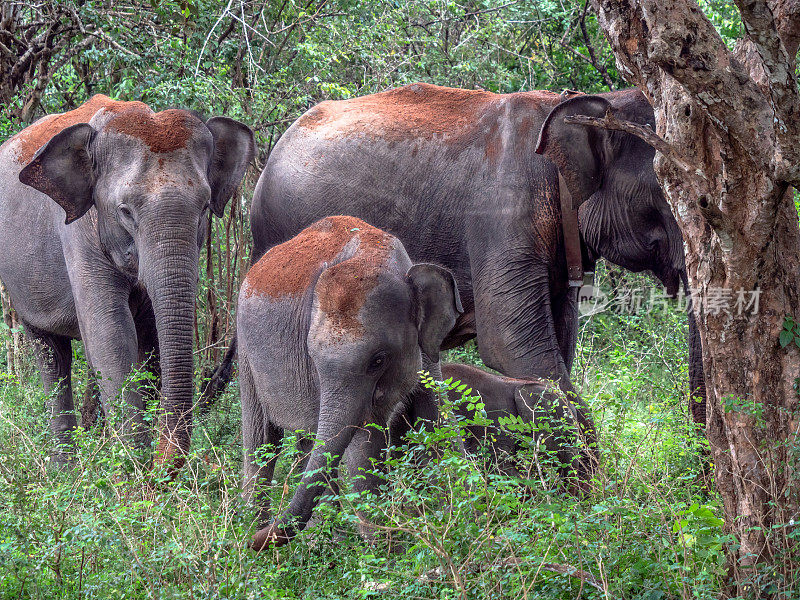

{"left": 203, "top": 83, "right": 703, "bottom": 440}
{"left": 239, "top": 216, "right": 462, "bottom": 549}
{"left": 440, "top": 362, "right": 581, "bottom": 487}
{"left": 0, "top": 95, "right": 255, "bottom": 467}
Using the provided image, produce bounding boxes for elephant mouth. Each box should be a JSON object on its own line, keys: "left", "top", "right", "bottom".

{"left": 110, "top": 251, "right": 139, "bottom": 282}
{"left": 372, "top": 387, "right": 385, "bottom": 405}
{"left": 651, "top": 265, "right": 682, "bottom": 298}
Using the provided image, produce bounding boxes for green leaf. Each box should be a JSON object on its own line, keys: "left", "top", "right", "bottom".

{"left": 779, "top": 329, "right": 793, "bottom": 347}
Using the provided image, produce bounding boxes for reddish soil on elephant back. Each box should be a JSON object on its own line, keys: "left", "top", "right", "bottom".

{"left": 245, "top": 216, "right": 393, "bottom": 336}
{"left": 296, "top": 83, "right": 496, "bottom": 142}
{"left": 13, "top": 94, "right": 148, "bottom": 163}
{"left": 294, "top": 83, "right": 567, "bottom": 163}
{"left": 246, "top": 217, "right": 353, "bottom": 298}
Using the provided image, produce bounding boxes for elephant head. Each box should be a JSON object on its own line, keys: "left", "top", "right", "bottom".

{"left": 306, "top": 253, "right": 464, "bottom": 447}
{"left": 535, "top": 91, "right": 706, "bottom": 425}
{"left": 18, "top": 103, "right": 255, "bottom": 465}
{"left": 535, "top": 91, "right": 685, "bottom": 296}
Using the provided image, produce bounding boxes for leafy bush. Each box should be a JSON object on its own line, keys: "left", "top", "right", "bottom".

{"left": 0, "top": 289, "right": 732, "bottom": 599}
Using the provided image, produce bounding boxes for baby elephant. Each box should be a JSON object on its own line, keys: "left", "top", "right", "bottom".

{"left": 238, "top": 216, "right": 463, "bottom": 549}
{"left": 442, "top": 363, "right": 582, "bottom": 485}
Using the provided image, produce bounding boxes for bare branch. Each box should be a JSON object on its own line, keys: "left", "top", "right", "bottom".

{"left": 563, "top": 108, "right": 706, "bottom": 181}
{"left": 577, "top": 0, "right": 615, "bottom": 90}
{"left": 195, "top": 0, "right": 235, "bottom": 77}
{"left": 539, "top": 563, "right": 609, "bottom": 595}
{"left": 594, "top": 0, "right": 777, "bottom": 174}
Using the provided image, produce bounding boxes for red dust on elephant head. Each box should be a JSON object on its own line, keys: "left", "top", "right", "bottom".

{"left": 12, "top": 94, "right": 201, "bottom": 164}
{"left": 315, "top": 223, "right": 393, "bottom": 337}
{"left": 244, "top": 216, "right": 394, "bottom": 337}
{"left": 106, "top": 108, "right": 198, "bottom": 153}
{"left": 13, "top": 94, "right": 147, "bottom": 164}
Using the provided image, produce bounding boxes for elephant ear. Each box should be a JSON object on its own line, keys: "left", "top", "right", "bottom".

{"left": 535, "top": 95, "right": 614, "bottom": 206}
{"left": 407, "top": 263, "right": 464, "bottom": 360}
{"left": 205, "top": 116, "right": 256, "bottom": 217}
{"left": 19, "top": 123, "right": 96, "bottom": 225}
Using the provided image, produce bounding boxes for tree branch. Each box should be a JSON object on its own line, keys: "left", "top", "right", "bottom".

{"left": 578, "top": 0, "right": 615, "bottom": 90}
{"left": 563, "top": 108, "right": 706, "bottom": 181}
{"left": 733, "top": 0, "right": 800, "bottom": 181}
{"left": 594, "top": 0, "right": 777, "bottom": 175}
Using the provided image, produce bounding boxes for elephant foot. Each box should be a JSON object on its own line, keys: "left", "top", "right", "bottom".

{"left": 49, "top": 447, "right": 77, "bottom": 471}
{"left": 250, "top": 523, "right": 291, "bottom": 551}
{"left": 153, "top": 439, "right": 188, "bottom": 481}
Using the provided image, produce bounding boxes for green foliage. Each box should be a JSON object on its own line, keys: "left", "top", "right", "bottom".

{"left": 1, "top": 2, "right": 792, "bottom": 598}
{"left": 0, "top": 292, "right": 740, "bottom": 599}
{"left": 697, "top": 0, "right": 744, "bottom": 47}
{"left": 779, "top": 315, "right": 800, "bottom": 350}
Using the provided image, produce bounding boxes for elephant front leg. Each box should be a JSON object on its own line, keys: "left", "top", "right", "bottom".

{"left": 241, "top": 358, "right": 283, "bottom": 528}
{"left": 551, "top": 284, "right": 579, "bottom": 373}
{"left": 344, "top": 425, "right": 389, "bottom": 544}
{"left": 26, "top": 324, "right": 76, "bottom": 467}
{"left": 472, "top": 262, "right": 568, "bottom": 381}
{"left": 73, "top": 280, "right": 148, "bottom": 453}
{"left": 471, "top": 259, "right": 598, "bottom": 487}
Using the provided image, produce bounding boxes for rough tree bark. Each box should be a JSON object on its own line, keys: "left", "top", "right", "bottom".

{"left": 587, "top": 0, "right": 800, "bottom": 593}
{"left": 0, "top": 280, "right": 23, "bottom": 377}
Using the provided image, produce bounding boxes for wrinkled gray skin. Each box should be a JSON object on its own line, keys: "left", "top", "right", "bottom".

{"left": 239, "top": 219, "right": 462, "bottom": 548}
{"left": 440, "top": 363, "right": 581, "bottom": 487}
{"left": 0, "top": 98, "right": 254, "bottom": 466}
{"left": 241, "top": 84, "right": 704, "bottom": 427}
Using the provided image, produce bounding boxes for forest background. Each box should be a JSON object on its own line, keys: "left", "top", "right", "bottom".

{"left": 0, "top": 1, "right": 788, "bottom": 599}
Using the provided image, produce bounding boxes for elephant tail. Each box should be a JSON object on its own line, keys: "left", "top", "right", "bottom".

{"left": 197, "top": 335, "right": 238, "bottom": 415}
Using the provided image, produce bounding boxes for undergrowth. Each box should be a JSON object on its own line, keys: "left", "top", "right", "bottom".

{"left": 0, "top": 269, "right": 736, "bottom": 599}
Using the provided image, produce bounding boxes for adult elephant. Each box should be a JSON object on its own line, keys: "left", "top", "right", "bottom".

{"left": 212, "top": 83, "right": 703, "bottom": 425}
{"left": 0, "top": 95, "right": 255, "bottom": 467}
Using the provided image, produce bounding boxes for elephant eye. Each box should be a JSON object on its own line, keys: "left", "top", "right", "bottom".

{"left": 367, "top": 352, "right": 388, "bottom": 374}
{"left": 117, "top": 203, "right": 136, "bottom": 228}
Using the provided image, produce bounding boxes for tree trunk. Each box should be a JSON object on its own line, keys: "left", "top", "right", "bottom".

{"left": 0, "top": 280, "right": 24, "bottom": 378}
{"left": 589, "top": 0, "right": 800, "bottom": 592}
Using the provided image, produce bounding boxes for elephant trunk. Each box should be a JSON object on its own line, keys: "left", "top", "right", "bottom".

{"left": 253, "top": 387, "right": 362, "bottom": 549}
{"left": 140, "top": 210, "right": 200, "bottom": 471}
{"left": 682, "top": 270, "right": 707, "bottom": 428}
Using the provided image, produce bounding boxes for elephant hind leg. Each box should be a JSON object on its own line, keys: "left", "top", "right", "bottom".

{"left": 240, "top": 357, "right": 282, "bottom": 527}
{"left": 26, "top": 323, "right": 76, "bottom": 466}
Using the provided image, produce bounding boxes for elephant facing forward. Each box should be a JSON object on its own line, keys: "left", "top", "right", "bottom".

{"left": 0, "top": 95, "right": 254, "bottom": 467}
{"left": 238, "top": 216, "right": 463, "bottom": 548}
